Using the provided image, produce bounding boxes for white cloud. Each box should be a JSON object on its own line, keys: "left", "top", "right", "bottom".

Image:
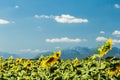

{"left": 15, "top": 5, "right": 19, "bottom": 9}
{"left": 46, "top": 37, "right": 87, "bottom": 43}
{"left": 34, "top": 14, "right": 88, "bottom": 23}
{"left": 114, "top": 4, "right": 120, "bottom": 8}
{"left": 112, "top": 30, "right": 120, "bottom": 35}
{"left": 96, "top": 36, "right": 107, "bottom": 42}
{"left": 34, "top": 15, "right": 53, "bottom": 19}
{"left": 54, "top": 14, "right": 88, "bottom": 23}
{"left": 20, "top": 49, "right": 48, "bottom": 53}
{"left": 100, "top": 31, "right": 105, "bottom": 34}
{"left": 96, "top": 36, "right": 120, "bottom": 44}
{"left": 113, "top": 39, "right": 120, "bottom": 44}
{"left": 0, "top": 19, "right": 10, "bottom": 24}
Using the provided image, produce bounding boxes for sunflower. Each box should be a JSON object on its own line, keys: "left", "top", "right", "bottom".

{"left": 24, "top": 60, "right": 32, "bottom": 68}
{"left": 41, "top": 50, "right": 61, "bottom": 67}
{"left": 8, "top": 56, "right": 13, "bottom": 63}
{"left": 0, "top": 68, "right": 4, "bottom": 73}
{"left": 107, "top": 70, "right": 117, "bottom": 76}
{"left": 98, "top": 38, "right": 112, "bottom": 57}
{"left": 53, "top": 50, "right": 61, "bottom": 59}
{"left": 73, "top": 58, "right": 79, "bottom": 67}
{"left": 116, "top": 65, "right": 120, "bottom": 73}
{"left": 107, "top": 65, "right": 120, "bottom": 76}
{"left": 16, "top": 58, "right": 22, "bottom": 65}
{"left": 9, "top": 56, "right": 13, "bottom": 60}
{"left": 41, "top": 60, "right": 47, "bottom": 67}
{"left": 11, "top": 66, "right": 19, "bottom": 72}
{"left": 41, "top": 56, "right": 57, "bottom": 67}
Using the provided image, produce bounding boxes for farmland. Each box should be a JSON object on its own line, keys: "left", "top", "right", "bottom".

{"left": 0, "top": 39, "right": 120, "bottom": 80}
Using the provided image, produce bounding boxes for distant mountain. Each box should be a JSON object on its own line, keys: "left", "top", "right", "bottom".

{"left": 0, "top": 52, "right": 19, "bottom": 59}
{"left": 17, "top": 53, "right": 41, "bottom": 59}
{"left": 61, "top": 47, "right": 94, "bottom": 59}
{"left": 0, "top": 47, "right": 120, "bottom": 59}
{"left": 34, "top": 47, "right": 94, "bottom": 59}
{"left": 35, "top": 47, "right": 120, "bottom": 60}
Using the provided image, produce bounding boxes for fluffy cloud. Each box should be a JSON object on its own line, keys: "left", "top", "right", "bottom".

{"left": 46, "top": 37, "right": 87, "bottom": 43}
{"left": 20, "top": 49, "right": 48, "bottom": 53}
{"left": 96, "top": 36, "right": 107, "bottom": 42}
{"left": 113, "top": 39, "right": 120, "bottom": 44}
{"left": 0, "top": 19, "right": 10, "bottom": 24}
{"left": 34, "top": 14, "right": 88, "bottom": 23}
{"left": 100, "top": 31, "right": 105, "bottom": 34}
{"left": 54, "top": 14, "right": 88, "bottom": 23}
{"left": 112, "top": 30, "right": 120, "bottom": 35}
{"left": 96, "top": 36, "right": 120, "bottom": 44}
{"left": 114, "top": 4, "right": 120, "bottom": 8}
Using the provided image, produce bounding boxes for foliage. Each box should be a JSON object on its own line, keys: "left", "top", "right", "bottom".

{"left": 0, "top": 38, "right": 120, "bottom": 79}
{"left": 0, "top": 56, "right": 120, "bottom": 79}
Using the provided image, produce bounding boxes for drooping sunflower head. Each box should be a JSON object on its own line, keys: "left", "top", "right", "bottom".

{"left": 41, "top": 56, "right": 57, "bottom": 67}
{"left": 41, "top": 50, "right": 62, "bottom": 67}
{"left": 98, "top": 38, "right": 112, "bottom": 57}
{"left": 104, "top": 38, "right": 112, "bottom": 51}
{"left": 41, "top": 53, "right": 60, "bottom": 67}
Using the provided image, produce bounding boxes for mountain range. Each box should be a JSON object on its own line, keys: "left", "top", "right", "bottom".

{"left": 35, "top": 47, "right": 120, "bottom": 60}
{"left": 0, "top": 47, "right": 120, "bottom": 59}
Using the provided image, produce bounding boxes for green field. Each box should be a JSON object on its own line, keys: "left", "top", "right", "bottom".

{"left": 0, "top": 56, "right": 120, "bottom": 80}
{"left": 0, "top": 39, "right": 120, "bottom": 80}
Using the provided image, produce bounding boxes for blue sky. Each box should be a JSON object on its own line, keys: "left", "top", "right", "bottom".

{"left": 0, "top": 0, "right": 120, "bottom": 54}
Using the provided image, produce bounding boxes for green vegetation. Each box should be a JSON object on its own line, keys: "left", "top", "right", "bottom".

{"left": 0, "top": 38, "right": 120, "bottom": 80}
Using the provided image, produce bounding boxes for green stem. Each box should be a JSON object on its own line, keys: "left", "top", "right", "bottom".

{"left": 98, "top": 57, "right": 101, "bottom": 80}
{"left": 99, "top": 57, "right": 101, "bottom": 67}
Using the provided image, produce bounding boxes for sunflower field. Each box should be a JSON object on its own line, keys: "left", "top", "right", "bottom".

{"left": 0, "top": 38, "right": 120, "bottom": 80}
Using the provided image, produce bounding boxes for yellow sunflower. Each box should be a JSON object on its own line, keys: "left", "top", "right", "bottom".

{"left": 41, "top": 56, "right": 57, "bottom": 67}
{"left": 116, "top": 66, "right": 120, "bottom": 73}
{"left": 53, "top": 50, "right": 61, "bottom": 59}
{"left": 107, "top": 70, "right": 117, "bottom": 76}
{"left": 41, "top": 50, "right": 61, "bottom": 67}
{"left": 73, "top": 58, "right": 79, "bottom": 67}
{"left": 98, "top": 38, "right": 112, "bottom": 57}
{"left": 11, "top": 66, "right": 19, "bottom": 72}
{"left": 16, "top": 58, "right": 22, "bottom": 64}
{"left": 24, "top": 60, "right": 32, "bottom": 68}
{"left": 0, "top": 68, "right": 4, "bottom": 73}
{"left": 8, "top": 56, "right": 13, "bottom": 63}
